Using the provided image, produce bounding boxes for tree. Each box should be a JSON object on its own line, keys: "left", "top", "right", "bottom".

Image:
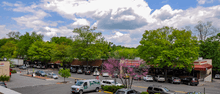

{"left": 17, "top": 32, "right": 44, "bottom": 58}
{"left": 194, "top": 21, "right": 219, "bottom": 41}
{"left": 102, "top": 58, "right": 148, "bottom": 89}
{"left": 51, "top": 43, "right": 73, "bottom": 67}
{"left": 138, "top": 26, "right": 199, "bottom": 81}
{"left": 0, "top": 75, "right": 10, "bottom": 82}
{"left": 72, "top": 26, "right": 108, "bottom": 69}
{"left": 58, "top": 69, "right": 71, "bottom": 82}
{"left": 6, "top": 31, "right": 20, "bottom": 42}
{"left": 0, "top": 40, "right": 17, "bottom": 58}
{"left": 199, "top": 33, "right": 220, "bottom": 72}
{"left": 50, "top": 37, "right": 73, "bottom": 45}
{"left": 27, "top": 41, "right": 55, "bottom": 62}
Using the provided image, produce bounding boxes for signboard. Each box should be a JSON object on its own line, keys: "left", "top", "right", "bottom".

{"left": 0, "top": 63, "right": 4, "bottom": 66}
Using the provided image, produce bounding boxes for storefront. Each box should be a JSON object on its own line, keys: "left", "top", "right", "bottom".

{"left": 193, "top": 59, "right": 212, "bottom": 82}
{"left": 0, "top": 61, "right": 10, "bottom": 76}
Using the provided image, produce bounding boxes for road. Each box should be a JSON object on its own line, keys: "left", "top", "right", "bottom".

{"left": 10, "top": 68, "right": 220, "bottom": 94}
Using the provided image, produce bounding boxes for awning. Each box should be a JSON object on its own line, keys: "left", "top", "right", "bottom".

{"left": 194, "top": 64, "right": 212, "bottom": 71}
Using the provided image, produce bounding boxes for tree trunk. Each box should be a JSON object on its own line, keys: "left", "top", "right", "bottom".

{"left": 120, "top": 78, "right": 125, "bottom": 86}
{"left": 64, "top": 77, "right": 65, "bottom": 82}
{"left": 165, "top": 68, "right": 167, "bottom": 83}
{"left": 128, "top": 77, "right": 130, "bottom": 89}
{"left": 130, "top": 77, "right": 134, "bottom": 89}
{"left": 124, "top": 78, "right": 127, "bottom": 88}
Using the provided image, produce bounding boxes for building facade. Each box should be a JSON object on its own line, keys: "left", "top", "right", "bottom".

{"left": 0, "top": 61, "right": 10, "bottom": 76}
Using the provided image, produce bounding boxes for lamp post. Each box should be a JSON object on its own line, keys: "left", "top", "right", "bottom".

{"left": 3, "top": 57, "right": 7, "bottom": 61}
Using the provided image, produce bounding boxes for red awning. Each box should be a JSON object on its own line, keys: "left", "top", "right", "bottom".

{"left": 194, "top": 64, "right": 212, "bottom": 71}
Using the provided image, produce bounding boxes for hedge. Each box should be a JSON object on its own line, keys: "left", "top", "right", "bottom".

{"left": 11, "top": 70, "right": 17, "bottom": 73}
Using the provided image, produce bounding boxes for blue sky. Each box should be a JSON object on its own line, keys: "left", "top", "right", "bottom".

{"left": 0, "top": 0, "right": 220, "bottom": 47}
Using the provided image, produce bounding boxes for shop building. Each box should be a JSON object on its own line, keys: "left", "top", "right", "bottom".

{"left": 0, "top": 61, "right": 10, "bottom": 76}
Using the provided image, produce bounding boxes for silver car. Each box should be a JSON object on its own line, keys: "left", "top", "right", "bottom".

{"left": 47, "top": 73, "right": 58, "bottom": 79}
{"left": 77, "top": 69, "right": 83, "bottom": 74}
{"left": 155, "top": 75, "right": 165, "bottom": 82}
{"left": 215, "top": 74, "right": 220, "bottom": 79}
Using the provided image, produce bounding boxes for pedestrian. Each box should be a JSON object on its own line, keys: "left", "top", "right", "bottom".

{"left": 75, "top": 79, "right": 77, "bottom": 84}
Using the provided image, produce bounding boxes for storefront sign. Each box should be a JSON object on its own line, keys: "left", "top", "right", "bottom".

{"left": 0, "top": 63, "right": 4, "bottom": 66}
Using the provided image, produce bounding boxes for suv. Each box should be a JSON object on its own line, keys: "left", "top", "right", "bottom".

{"left": 115, "top": 88, "right": 140, "bottom": 94}
{"left": 147, "top": 85, "right": 177, "bottom": 94}
{"left": 181, "top": 77, "right": 199, "bottom": 86}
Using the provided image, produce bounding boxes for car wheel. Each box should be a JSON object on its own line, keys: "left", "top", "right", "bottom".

{"left": 195, "top": 84, "right": 198, "bottom": 86}
{"left": 79, "top": 90, "right": 83, "bottom": 94}
{"left": 95, "top": 87, "right": 99, "bottom": 92}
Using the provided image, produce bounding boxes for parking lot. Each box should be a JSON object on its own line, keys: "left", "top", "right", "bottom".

{"left": 8, "top": 68, "right": 220, "bottom": 94}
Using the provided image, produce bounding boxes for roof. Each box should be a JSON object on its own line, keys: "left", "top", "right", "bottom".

{"left": 102, "top": 80, "right": 114, "bottom": 82}
{"left": 117, "top": 88, "right": 134, "bottom": 91}
{"left": 193, "top": 64, "right": 212, "bottom": 71}
{"left": 78, "top": 79, "right": 99, "bottom": 82}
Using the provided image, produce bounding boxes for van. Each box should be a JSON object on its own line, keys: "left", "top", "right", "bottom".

{"left": 71, "top": 79, "right": 101, "bottom": 94}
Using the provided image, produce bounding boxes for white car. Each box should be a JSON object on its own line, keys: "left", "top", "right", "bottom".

{"left": 102, "top": 72, "right": 109, "bottom": 77}
{"left": 155, "top": 75, "right": 165, "bottom": 82}
{"left": 143, "top": 75, "right": 154, "bottom": 82}
{"left": 215, "top": 74, "right": 220, "bottom": 79}
{"left": 93, "top": 68, "right": 100, "bottom": 76}
{"left": 47, "top": 73, "right": 58, "bottom": 79}
{"left": 101, "top": 80, "right": 122, "bottom": 86}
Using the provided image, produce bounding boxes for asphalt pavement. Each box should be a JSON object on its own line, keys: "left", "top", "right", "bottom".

{"left": 9, "top": 68, "right": 220, "bottom": 94}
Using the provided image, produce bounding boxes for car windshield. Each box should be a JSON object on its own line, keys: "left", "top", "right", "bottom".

{"left": 40, "top": 71, "right": 45, "bottom": 73}
{"left": 159, "top": 76, "right": 164, "bottom": 77}
{"left": 75, "top": 81, "right": 84, "bottom": 86}
{"left": 163, "top": 87, "right": 170, "bottom": 92}
{"left": 173, "top": 77, "right": 179, "bottom": 79}
{"left": 111, "top": 81, "right": 118, "bottom": 84}
{"left": 52, "top": 74, "right": 56, "bottom": 75}
{"left": 117, "top": 91, "right": 125, "bottom": 94}
{"left": 147, "top": 75, "right": 152, "bottom": 77}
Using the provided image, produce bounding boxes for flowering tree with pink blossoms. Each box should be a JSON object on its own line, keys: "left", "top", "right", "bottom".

{"left": 102, "top": 58, "right": 148, "bottom": 89}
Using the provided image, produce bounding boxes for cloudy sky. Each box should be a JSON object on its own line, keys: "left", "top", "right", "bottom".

{"left": 0, "top": 0, "right": 220, "bottom": 47}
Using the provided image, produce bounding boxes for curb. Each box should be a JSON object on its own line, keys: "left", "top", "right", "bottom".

{"left": 21, "top": 74, "right": 54, "bottom": 81}
{"left": 103, "top": 91, "right": 113, "bottom": 94}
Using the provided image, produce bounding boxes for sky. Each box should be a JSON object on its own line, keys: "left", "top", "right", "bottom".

{"left": 0, "top": 0, "right": 220, "bottom": 47}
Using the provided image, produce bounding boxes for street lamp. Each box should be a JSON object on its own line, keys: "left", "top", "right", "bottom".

{"left": 3, "top": 57, "right": 7, "bottom": 61}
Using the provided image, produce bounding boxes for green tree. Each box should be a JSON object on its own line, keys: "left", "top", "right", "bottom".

{"left": 58, "top": 69, "right": 71, "bottom": 82}
{"left": 0, "top": 40, "right": 17, "bottom": 58}
{"left": 138, "top": 26, "right": 199, "bottom": 81}
{"left": 0, "top": 75, "right": 10, "bottom": 82}
{"left": 17, "top": 32, "right": 44, "bottom": 58}
{"left": 6, "top": 31, "right": 20, "bottom": 42}
{"left": 27, "top": 41, "right": 55, "bottom": 62}
{"left": 51, "top": 44, "right": 73, "bottom": 67}
{"left": 50, "top": 37, "right": 73, "bottom": 45}
{"left": 71, "top": 26, "right": 108, "bottom": 69}
{"left": 199, "top": 33, "right": 220, "bottom": 72}
{"left": 0, "top": 38, "right": 10, "bottom": 47}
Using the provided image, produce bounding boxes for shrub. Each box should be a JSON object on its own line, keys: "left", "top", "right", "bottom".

{"left": 102, "top": 85, "right": 125, "bottom": 93}
{"left": 0, "top": 75, "right": 10, "bottom": 82}
{"left": 141, "top": 92, "right": 149, "bottom": 94}
{"left": 11, "top": 70, "right": 17, "bottom": 73}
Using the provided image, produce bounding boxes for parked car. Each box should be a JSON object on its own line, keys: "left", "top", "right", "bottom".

{"left": 33, "top": 65, "right": 37, "bottom": 68}
{"left": 143, "top": 75, "right": 154, "bottom": 82}
{"left": 35, "top": 70, "right": 46, "bottom": 76}
{"left": 70, "top": 67, "right": 77, "bottom": 73}
{"left": 112, "top": 72, "right": 119, "bottom": 78}
{"left": 168, "top": 77, "right": 181, "bottom": 84}
{"left": 215, "top": 74, "right": 220, "bottom": 79}
{"left": 36, "top": 65, "right": 41, "bottom": 69}
{"left": 147, "top": 85, "right": 177, "bottom": 94}
{"left": 133, "top": 75, "right": 141, "bottom": 80}
{"left": 181, "top": 77, "right": 199, "bottom": 86}
{"left": 101, "top": 80, "right": 122, "bottom": 86}
{"left": 41, "top": 65, "right": 46, "bottom": 69}
{"left": 19, "top": 65, "right": 27, "bottom": 70}
{"left": 115, "top": 88, "right": 140, "bottom": 94}
{"left": 77, "top": 69, "right": 83, "bottom": 74}
{"left": 93, "top": 68, "right": 100, "bottom": 76}
{"left": 102, "top": 72, "right": 109, "bottom": 77}
{"left": 85, "top": 70, "right": 91, "bottom": 75}
{"left": 154, "top": 75, "right": 165, "bottom": 82}
{"left": 71, "top": 79, "right": 100, "bottom": 94}
{"left": 47, "top": 73, "right": 58, "bottom": 79}
{"left": 0, "top": 82, "right": 7, "bottom": 88}
{"left": 185, "top": 91, "right": 202, "bottom": 94}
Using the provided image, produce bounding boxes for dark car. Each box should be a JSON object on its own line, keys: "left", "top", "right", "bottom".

{"left": 181, "top": 77, "right": 199, "bottom": 86}
{"left": 41, "top": 65, "right": 46, "bottom": 69}
{"left": 168, "top": 77, "right": 181, "bottom": 84}
{"left": 77, "top": 68, "right": 83, "bottom": 74}
{"left": 35, "top": 70, "right": 46, "bottom": 76}
{"left": 147, "top": 85, "right": 177, "bottom": 94}
{"left": 133, "top": 75, "right": 142, "bottom": 80}
{"left": 0, "top": 82, "right": 7, "bottom": 88}
{"left": 85, "top": 69, "right": 91, "bottom": 75}
{"left": 115, "top": 88, "right": 140, "bottom": 94}
{"left": 19, "top": 65, "right": 27, "bottom": 70}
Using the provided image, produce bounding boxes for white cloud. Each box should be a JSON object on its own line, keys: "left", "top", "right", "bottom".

{"left": 41, "top": 0, "right": 152, "bottom": 30}
{"left": 0, "top": 25, "right": 11, "bottom": 38}
{"left": 2, "top": 1, "right": 13, "bottom": 6}
{"left": 197, "top": 0, "right": 214, "bottom": 4}
{"left": 72, "top": 18, "right": 90, "bottom": 27}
